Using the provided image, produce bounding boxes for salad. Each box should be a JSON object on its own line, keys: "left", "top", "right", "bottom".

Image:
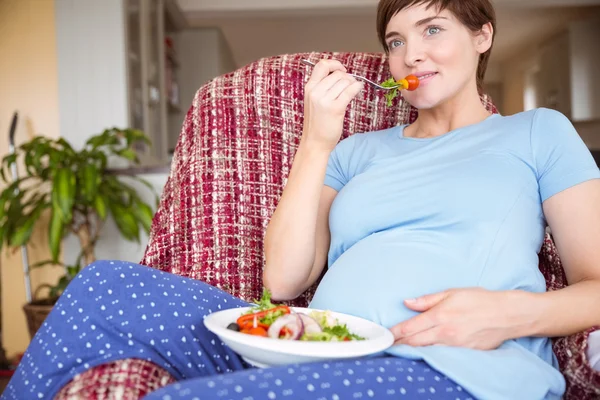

{"left": 227, "top": 289, "right": 365, "bottom": 342}
{"left": 380, "top": 74, "right": 420, "bottom": 107}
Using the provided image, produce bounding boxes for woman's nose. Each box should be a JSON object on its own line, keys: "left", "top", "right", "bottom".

{"left": 404, "top": 42, "right": 425, "bottom": 67}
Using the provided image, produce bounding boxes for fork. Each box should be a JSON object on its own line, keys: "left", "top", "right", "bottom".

{"left": 300, "top": 59, "right": 399, "bottom": 91}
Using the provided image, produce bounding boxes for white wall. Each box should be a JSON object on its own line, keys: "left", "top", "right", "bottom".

{"left": 55, "top": 0, "right": 161, "bottom": 266}
{"left": 55, "top": 0, "right": 129, "bottom": 151}
{"left": 167, "top": 28, "right": 237, "bottom": 150}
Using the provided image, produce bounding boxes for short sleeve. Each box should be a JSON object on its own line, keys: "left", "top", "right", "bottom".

{"left": 531, "top": 108, "right": 600, "bottom": 202}
{"left": 324, "top": 135, "right": 358, "bottom": 191}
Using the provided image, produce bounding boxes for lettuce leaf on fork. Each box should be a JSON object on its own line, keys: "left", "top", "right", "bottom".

{"left": 380, "top": 77, "right": 400, "bottom": 107}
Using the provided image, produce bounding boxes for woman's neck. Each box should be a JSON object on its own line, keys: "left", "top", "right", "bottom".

{"left": 404, "top": 85, "right": 493, "bottom": 139}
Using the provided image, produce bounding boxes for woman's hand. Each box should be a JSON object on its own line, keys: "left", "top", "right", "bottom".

{"left": 390, "top": 288, "right": 530, "bottom": 350}
{"left": 302, "top": 59, "right": 364, "bottom": 151}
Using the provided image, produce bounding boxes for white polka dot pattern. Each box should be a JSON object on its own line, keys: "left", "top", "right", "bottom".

{"left": 146, "top": 358, "right": 475, "bottom": 400}
{"left": 2, "top": 261, "right": 474, "bottom": 400}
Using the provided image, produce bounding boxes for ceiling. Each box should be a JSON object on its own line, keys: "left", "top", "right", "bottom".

{"left": 176, "top": 0, "right": 600, "bottom": 81}
{"left": 177, "top": 0, "right": 600, "bottom": 15}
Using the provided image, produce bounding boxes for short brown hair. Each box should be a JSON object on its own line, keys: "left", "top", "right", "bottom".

{"left": 377, "top": 0, "right": 496, "bottom": 93}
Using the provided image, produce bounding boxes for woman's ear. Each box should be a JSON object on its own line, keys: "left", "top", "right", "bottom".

{"left": 476, "top": 22, "right": 494, "bottom": 54}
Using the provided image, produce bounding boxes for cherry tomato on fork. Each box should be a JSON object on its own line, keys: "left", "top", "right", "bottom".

{"left": 405, "top": 75, "right": 419, "bottom": 91}
{"left": 396, "top": 75, "right": 419, "bottom": 91}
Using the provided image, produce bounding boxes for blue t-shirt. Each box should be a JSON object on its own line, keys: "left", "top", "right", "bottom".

{"left": 309, "top": 108, "right": 600, "bottom": 400}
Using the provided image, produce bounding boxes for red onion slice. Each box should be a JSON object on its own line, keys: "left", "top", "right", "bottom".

{"left": 267, "top": 313, "right": 304, "bottom": 340}
{"left": 298, "top": 314, "right": 322, "bottom": 334}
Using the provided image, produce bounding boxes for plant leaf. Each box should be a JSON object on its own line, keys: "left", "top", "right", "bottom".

{"left": 31, "top": 141, "right": 46, "bottom": 175}
{"left": 84, "top": 130, "right": 110, "bottom": 149}
{"left": 48, "top": 207, "right": 64, "bottom": 261}
{"left": 122, "top": 128, "right": 151, "bottom": 147}
{"left": 10, "top": 218, "right": 36, "bottom": 247}
{"left": 81, "top": 163, "right": 100, "bottom": 203}
{"left": 109, "top": 203, "right": 140, "bottom": 242}
{"left": 94, "top": 194, "right": 107, "bottom": 220}
{"left": 9, "top": 201, "right": 47, "bottom": 247}
{"left": 67, "top": 265, "right": 80, "bottom": 278}
{"left": 51, "top": 168, "right": 76, "bottom": 223}
{"left": 4, "top": 190, "right": 25, "bottom": 236}
{"left": 30, "top": 259, "right": 63, "bottom": 269}
{"left": 49, "top": 276, "right": 70, "bottom": 298}
{"left": 0, "top": 153, "right": 17, "bottom": 183}
{"left": 132, "top": 200, "right": 154, "bottom": 233}
{"left": 0, "top": 190, "right": 8, "bottom": 217}
{"left": 57, "top": 138, "right": 76, "bottom": 155}
{"left": 116, "top": 148, "right": 138, "bottom": 162}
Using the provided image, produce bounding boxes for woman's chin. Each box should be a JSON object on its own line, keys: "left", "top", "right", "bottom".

{"left": 402, "top": 95, "right": 442, "bottom": 110}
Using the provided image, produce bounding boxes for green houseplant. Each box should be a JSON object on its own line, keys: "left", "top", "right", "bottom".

{"left": 0, "top": 128, "right": 158, "bottom": 336}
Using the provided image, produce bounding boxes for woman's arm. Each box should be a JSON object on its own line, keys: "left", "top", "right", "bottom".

{"left": 263, "top": 153, "right": 337, "bottom": 301}
{"left": 523, "top": 178, "right": 600, "bottom": 337}
{"left": 263, "top": 59, "right": 364, "bottom": 301}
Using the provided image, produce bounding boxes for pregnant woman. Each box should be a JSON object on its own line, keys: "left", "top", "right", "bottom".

{"left": 4, "top": 0, "right": 600, "bottom": 399}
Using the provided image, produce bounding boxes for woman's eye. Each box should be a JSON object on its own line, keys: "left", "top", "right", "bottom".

{"left": 427, "top": 27, "right": 441, "bottom": 35}
{"left": 389, "top": 39, "right": 404, "bottom": 49}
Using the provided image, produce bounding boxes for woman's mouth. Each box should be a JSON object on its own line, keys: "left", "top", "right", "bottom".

{"left": 416, "top": 72, "right": 438, "bottom": 84}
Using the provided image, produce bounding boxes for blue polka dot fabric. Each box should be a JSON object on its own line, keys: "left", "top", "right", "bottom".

{"left": 1, "top": 261, "right": 474, "bottom": 399}
{"left": 146, "top": 358, "right": 475, "bottom": 400}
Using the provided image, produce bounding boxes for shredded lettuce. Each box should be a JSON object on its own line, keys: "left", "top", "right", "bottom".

{"left": 380, "top": 78, "right": 400, "bottom": 107}
{"left": 307, "top": 310, "right": 365, "bottom": 341}
{"left": 322, "top": 325, "right": 364, "bottom": 341}
{"left": 309, "top": 310, "right": 336, "bottom": 328}
{"left": 301, "top": 332, "right": 337, "bottom": 342}
{"left": 242, "top": 288, "right": 287, "bottom": 325}
{"left": 259, "top": 309, "right": 287, "bottom": 325}
{"left": 252, "top": 288, "right": 276, "bottom": 311}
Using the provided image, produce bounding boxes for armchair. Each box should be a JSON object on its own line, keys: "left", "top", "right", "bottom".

{"left": 55, "top": 52, "right": 599, "bottom": 400}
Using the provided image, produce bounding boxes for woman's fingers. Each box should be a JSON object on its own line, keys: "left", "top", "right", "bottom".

{"left": 334, "top": 81, "right": 364, "bottom": 105}
{"left": 310, "top": 71, "right": 350, "bottom": 98}
{"left": 301, "top": 59, "right": 364, "bottom": 149}
{"left": 394, "top": 327, "right": 442, "bottom": 347}
{"left": 306, "top": 60, "right": 347, "bottom": 91}
{"left": 322, "top": 78, "right": 353, "bottom": 102}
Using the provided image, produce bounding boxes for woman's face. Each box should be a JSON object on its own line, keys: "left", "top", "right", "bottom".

{"left": 384, "top": 3, "right": 492, "bottom": 109}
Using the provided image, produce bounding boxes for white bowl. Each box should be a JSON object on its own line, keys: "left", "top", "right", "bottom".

{"left": 204, "top": 307, "right": 394, "bottom": 368}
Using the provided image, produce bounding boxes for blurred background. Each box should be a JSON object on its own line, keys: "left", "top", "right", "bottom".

{"left": 0, "top": 0, "right": 599, "bottom": 382}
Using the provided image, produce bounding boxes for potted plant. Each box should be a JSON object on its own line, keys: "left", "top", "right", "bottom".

{"left": 0, "top": 128, "right": 158, "bottom": 337}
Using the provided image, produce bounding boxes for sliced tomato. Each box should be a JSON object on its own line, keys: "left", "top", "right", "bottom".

{"left": 241, "top": 326, "right": 268, "bottom": 337}
{"left": 279, "top": 327, "right": 292, "bottom": 339}
{"left": 239, "top": 320, "right": 270, "bottom": 331}
{"left": 237, "top": 305, "right": 291, "bottom": 327}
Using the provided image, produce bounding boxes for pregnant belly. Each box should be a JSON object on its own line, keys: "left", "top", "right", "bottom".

{"left": 309, "top": 232, "right": 480, "bottom": 329}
